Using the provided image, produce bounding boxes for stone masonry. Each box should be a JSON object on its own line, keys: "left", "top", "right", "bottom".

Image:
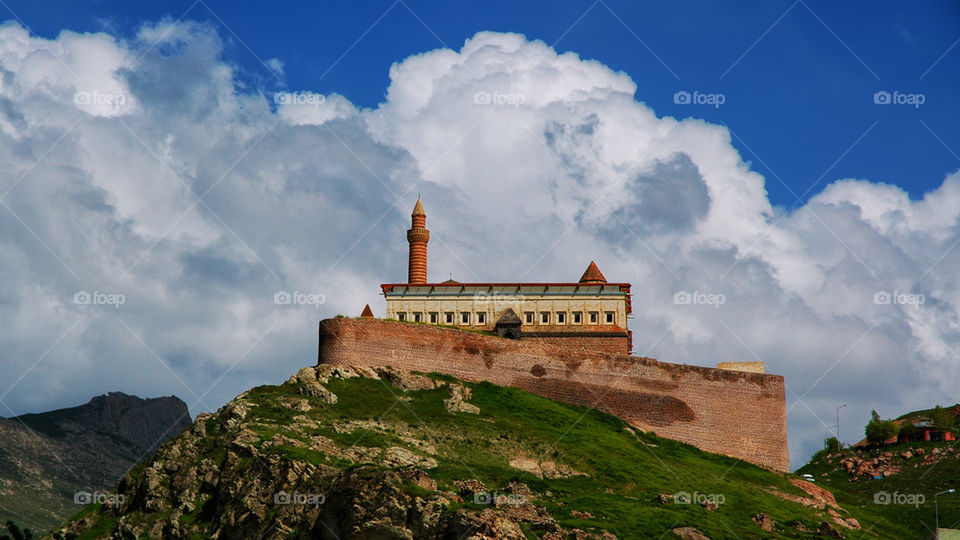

{"left": 317, "top": 317, "right": 789, "bottom": 471}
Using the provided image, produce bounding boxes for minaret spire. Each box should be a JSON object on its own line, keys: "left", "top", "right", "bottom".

{"left": 407, "top": 197, "right": 429, "bottom": 283}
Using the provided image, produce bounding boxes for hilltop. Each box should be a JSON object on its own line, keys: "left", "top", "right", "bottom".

{"left": 55, "top": 365, "right": 910, "bottom": 538}
{"left": 797, "top": 405, "right": 960, "bottom": 535}
{"left": 0, "top": 392, "right": 190, "bottom": 532}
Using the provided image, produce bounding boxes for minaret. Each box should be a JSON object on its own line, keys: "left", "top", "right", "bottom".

{"left": 407, "top": 197, "right": 429, "bottom": 284}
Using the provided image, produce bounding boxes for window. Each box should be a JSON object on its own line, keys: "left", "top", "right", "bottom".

{"left": 461, "top": 312, "right": 470, "bottom": 324}
{"left": 525, "top": 312, "right": 534, "bottom": 324}
{"left": 540, "top": 312, "right": 550, "bottom": 324}
{"left": 398, "top": 312, "right": 407, "bottom": 322}
{"left": 589, "top": 311, "right": 598, "bottom": 324}
{"left": 476, "top": 312, "right": 486, "bottom": 324}
{"left": 445, "top": 312, "right": 454, "bottom": 324}
{"left": 429, "top": 312, "right": 438, "bottom": 324}
{"left": 605, "top": 311, "right": 615, "bottom": 324}
{"left": 572, "top": 312, "right": 582, "bottom": 324}
{"left": 556, "top": 312, "right": 566, "bottom": 324}
{"left": 414, "top": 312, "right": 422, "bottom": 323}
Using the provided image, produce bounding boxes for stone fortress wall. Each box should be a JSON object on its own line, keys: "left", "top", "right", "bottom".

{"left": 316, "top": 317, "right": 789, "bottom": 471}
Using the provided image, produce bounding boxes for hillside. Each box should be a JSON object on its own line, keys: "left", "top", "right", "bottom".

{"left": 0, "top": 393, "right": 190, "bottom": 533}
{"left": 798, "top": 422, "right": 960, "bottom": 535}
{"left": 55, "top": 366, "right": 910, "bottom": 538}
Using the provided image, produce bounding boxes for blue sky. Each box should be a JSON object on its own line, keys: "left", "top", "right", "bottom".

{"left": 8, "top": 0, "right": 959, "bottom": 205}
{"left": 0, "top": 1, "right": 959, "bottom": 469}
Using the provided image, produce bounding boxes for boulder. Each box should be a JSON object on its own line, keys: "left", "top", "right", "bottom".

{"left": 752, "top": 513, "right": 775, "bottom": 532}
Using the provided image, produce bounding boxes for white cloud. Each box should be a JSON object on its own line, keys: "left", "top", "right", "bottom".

{"left": 0, "top": 23, "right": 957, "bottom": 469}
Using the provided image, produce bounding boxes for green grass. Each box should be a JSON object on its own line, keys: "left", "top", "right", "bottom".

{"left": 798, "top": 440, "right": 960, "bottom": 536}
{"left": 63, "top": 370, "right": 921, "bottom": 538}
{"left": 239, "top": 374, "right": 897, "bottom": 538}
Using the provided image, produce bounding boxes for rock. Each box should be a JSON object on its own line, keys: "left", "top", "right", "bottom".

{"left": 396, "top": 468, "right": 437, "bottom": 491}
{"left": 540, "top": 460, "right": 589, "bottom": 479}
{"left": 509, "top": 457, "right": 543, "bottom": 478}
{"left": 657, "top": 493, "right": 672, "bottom": 504}
{"left": 901, "top": 451, "right": 913, "bottom": 460}
{"left": 819, "top": 521, "right": 844, "bottom": 538}
{"left": 752, "top": 513, "right": 775, "bottom": 532}
{"left": 571, "top": 510, "right": 593, "bottom": 519}
{"left": 700, "top": 499, "right": 718, "bottom": 511}
{"left": 790, "top": 478, "right": 838, "bottom": 508}
{"left": 841, "top": 517, "right": 861, "bottom": 530}
{"left": 509, "top": 456, "right": 588, "bottom": 479}
{"left": 671, "top": 526, "right": 710, "bottom": 539}
{"left": 382, "top": 446, "right": 438, "bottom": 469}
{"left": 448, "top": 508, "right": 526, "bottom": 539}
{"left": 454, "top": 479, "right": 487, "bottom": 497}
{"left": 288, "top": 367, "right": 339, "bottom": 404}
{"left": 785, "top": 520, "right": 812, "bottom": 532}
{"left": 375, "top": 366, "right": 439, "bottom": 391}
{"left": 444, "top": 384, "right": 480, "bottom": 414}
{"left": 222, "top": 400, "right": 250, "bottom": 429}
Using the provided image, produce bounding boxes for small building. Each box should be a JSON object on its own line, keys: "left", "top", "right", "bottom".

{"left": 380, "top": 199, "right": 633, "bottom": 355}
{"left": 898, "top": 419, "right": 957, "bottom": 443}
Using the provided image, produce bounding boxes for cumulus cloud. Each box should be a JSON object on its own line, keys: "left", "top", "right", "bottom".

{"left": 0, "top": 21, "right": 957, "bottom": 468}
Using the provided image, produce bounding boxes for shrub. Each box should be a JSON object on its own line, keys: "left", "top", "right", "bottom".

{"left": 865, "top": 410, "right": 898, "bottom": 445}
{"left": 824, "top": 436, "right": 842, "bottom": 453}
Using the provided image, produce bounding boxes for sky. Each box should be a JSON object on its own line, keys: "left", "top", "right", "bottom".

{"left": 0, "top": 1, "right": 957, "bottom": 470}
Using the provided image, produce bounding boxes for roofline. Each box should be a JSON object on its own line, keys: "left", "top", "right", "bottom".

{"left": 379, "top": 282, "right": 633, "bottom": 316}
{"left": 380, "top": 282, "right": 632, "bottom": 290}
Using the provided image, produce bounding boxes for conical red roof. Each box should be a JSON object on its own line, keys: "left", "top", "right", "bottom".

{"left": 578, "top": 261, "right": 607, "bottom": 284}
{"left": 360, "top": 304, "right": 374, "bottom": 318}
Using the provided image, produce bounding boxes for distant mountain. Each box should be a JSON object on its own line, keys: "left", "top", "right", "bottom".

{"left": 0, "top": 392, "right": 190, "bottom": 533}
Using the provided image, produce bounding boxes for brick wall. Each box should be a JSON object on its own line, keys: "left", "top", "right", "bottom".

{"left": 524, "top": 335, "right": 628, "bottom": 355}
{"left": 316, "top": 318, "right": 789, "bottom": 471}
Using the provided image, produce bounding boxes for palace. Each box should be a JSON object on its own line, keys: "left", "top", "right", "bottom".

{"left": 321, "top": 197, "right": 789, "bottom": 470}
{"left": 380, "top": 199, "right": 633, "bottom": 355}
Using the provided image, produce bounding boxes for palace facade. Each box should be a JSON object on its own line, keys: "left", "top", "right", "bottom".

{"left": 380, "top": 199, "right": 633, "bottom": 355}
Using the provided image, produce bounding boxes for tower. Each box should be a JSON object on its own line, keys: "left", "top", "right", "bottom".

{"left": 407, "top": 197, "right": 429, "bottom": 284}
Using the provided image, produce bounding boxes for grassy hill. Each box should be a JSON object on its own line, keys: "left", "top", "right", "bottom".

{"left": 55, "top": 366, "right": 913, "bottom": 538}
{"left": 798, "top": 433, "right": 960, "bottom": 537}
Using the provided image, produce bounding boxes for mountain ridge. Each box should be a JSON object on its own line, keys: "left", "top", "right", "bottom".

{"left": 0, "top": 392, "right": 190, "bottom": 533}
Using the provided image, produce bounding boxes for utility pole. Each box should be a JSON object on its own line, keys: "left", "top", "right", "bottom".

{"left": 836, "top": 404, "right": 847, "bottom": 445}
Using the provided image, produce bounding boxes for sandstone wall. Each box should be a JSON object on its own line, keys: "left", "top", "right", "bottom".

{"left": 316, "top": 318, "right": 789, "bottom": 471}
{"left": 717, "top": 361, "right": 765, "bottom": 374}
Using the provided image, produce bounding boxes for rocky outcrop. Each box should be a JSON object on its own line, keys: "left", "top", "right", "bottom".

{"left": 819, "top": 446, "right": 955, "bottom": 480}
{"left": 54, "top": 366, "right": 613, "bottom": 540}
